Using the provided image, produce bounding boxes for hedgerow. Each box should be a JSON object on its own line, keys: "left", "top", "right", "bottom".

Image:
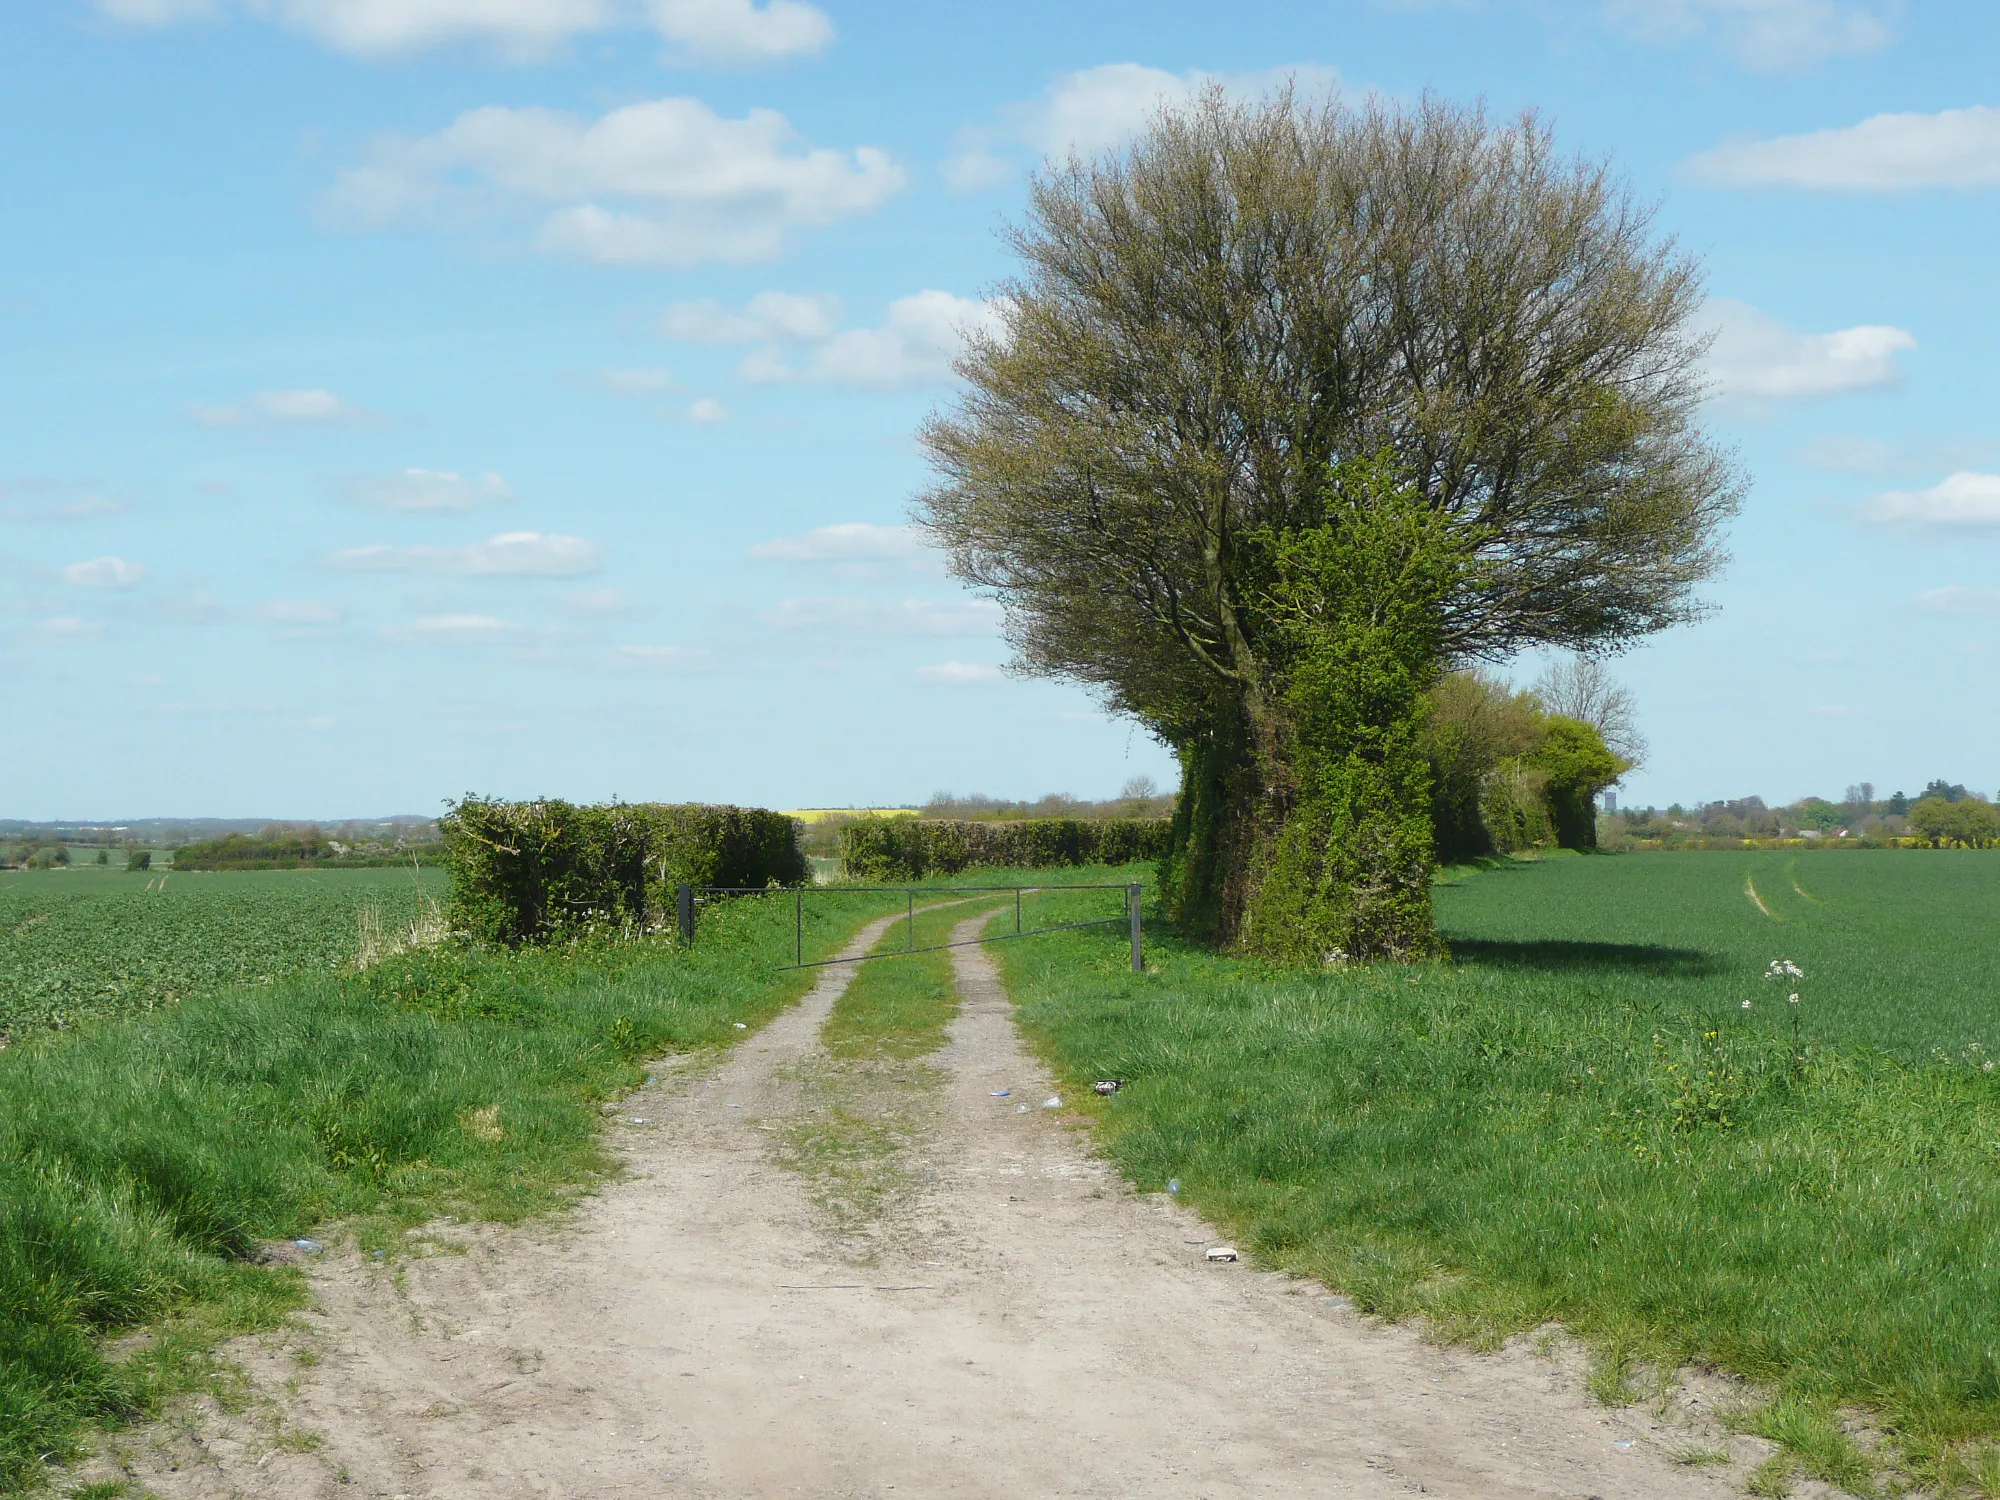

{"left": 839, "top": 816, "right": 1170, "bottom": 881}
{"left": 440, "top": 798, "right": 806, "bottom": 944}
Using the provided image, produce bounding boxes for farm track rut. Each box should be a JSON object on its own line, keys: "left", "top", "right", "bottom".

{"left": 87, "top": 908, "right": 1780, "bottom": 1498}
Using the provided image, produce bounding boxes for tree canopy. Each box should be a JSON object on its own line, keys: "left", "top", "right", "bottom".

{"left": 919, "top": 88, "right": 1739, "bottom": 955}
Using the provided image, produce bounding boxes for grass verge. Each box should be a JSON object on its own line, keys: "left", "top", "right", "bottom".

{"left": 0, "top": 890, "right": 890, "bottom": 1493}
{"left": 997, "top": 874, "right": 2000, "bottom": 1494}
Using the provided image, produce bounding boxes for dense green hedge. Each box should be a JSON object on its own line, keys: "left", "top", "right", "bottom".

{"left": 440, "top": 798, "right": 806, "bottom": 944}
{"left": 840, "top": 817, "right": 1171, "bottom": 881}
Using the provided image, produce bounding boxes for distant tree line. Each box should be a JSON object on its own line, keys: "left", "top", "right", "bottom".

{"left": 170, "top": 824, "right": 444, "bottom": 871}
{"left": 1603, "top": 779, "right": 2000, "bottom": 850}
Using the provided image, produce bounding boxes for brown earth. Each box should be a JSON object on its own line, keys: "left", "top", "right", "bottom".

{"left": 75, "top": 907, "right": 1807, "bottom": 1498}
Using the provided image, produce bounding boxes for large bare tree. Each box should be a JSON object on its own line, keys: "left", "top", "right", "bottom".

{"left": 919, "top": 88, "right": 1739, "bottom": 951}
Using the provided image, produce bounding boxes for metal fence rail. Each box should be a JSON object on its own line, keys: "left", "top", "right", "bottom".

{"left": 679, "top": 882, "right": 1144, "bottom": 972}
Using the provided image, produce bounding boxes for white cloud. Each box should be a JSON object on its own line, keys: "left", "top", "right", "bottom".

{"left": 253, "top": 600, "right": 344, "bottom": 630}
{"left": 684, "top": 397, "right": 729, "bottom": 423}
{"left": 662, "top": 289, "right": 839, "bottom": 342}
{"left": 29, "top": 616, "right": 107, "bottom": 644}
{"left": 324, "top": 98, "right": 903, "bottom": 268}
{"left": 1916, "top": 586, "right": 2000, "bottom": 615}
{"left": 97, "top": 0, "right": 832, "bottom": 64}
{"left": 607, "top": 643, "right": 707, "bottom": 669}
{"left": 1688, "top": 105, "right": 2000, "bottom": 189}
{"left": 97, "top": 0, "right": 218, "bottom": 19}
{"left": 915, "top": 660, "right": 1003, "bottom": 684}
{"left": 561, "top": 585, "right": 637, "bottom": 615}
{"left": 64, "top": 555, "right": 147, "bottom": 589}
{"left": 1701, "top": 298, "right": 1914, "bottom": 407}
{"left": 189, "top": 388, "right": 377, "bottom": 427}
{"left": 647, "top": 0, "right": 832, "bottom": 64}
{"left": 1604, "top": 0, "right": 1889, "bottom": 72}
{"left": 0, "top": 478, "right": 127, "bottom": 523}
{"left": 750, "top": 522, "right": 930, "bottom": 566}
{"left": 330, "top": 529, "right": 601, "bottom": 575}
{"left": 394, "top": 613, "right": 520, "bottom": 643}
{"left": 594, "top": 367, "right": 680, "bottom": 395}
{"left": 1796, "top": 434, "right": 2000, "bottom": 477}
{"left": 944, "top": 63, "right": 1341, "bottom": 190}
{"left": 767, "top": 597, "right": 1002, "bottom": 636}
{"left": 1861, "top": 473, "right": 2000, "bottom": 531}
{"left": 664, "top": 289, "right": 1003, "bottom": 389}
{"left": 350, "top": 468, "right": 513, "bottom": 511}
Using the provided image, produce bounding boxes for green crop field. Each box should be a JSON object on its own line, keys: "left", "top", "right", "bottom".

{"left": 0, "top": 867, "right": 449, "bottom": 1039}
{"left": 1435, "top": 849, "right": 2000, "bottom": 1059}
{"left": 1003, "top": 852, "right": 2000, "bottom": 1494}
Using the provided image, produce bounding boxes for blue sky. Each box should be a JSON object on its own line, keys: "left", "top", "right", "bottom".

{"left": 4, "top": 0, "right": 1998, "bottom": 818}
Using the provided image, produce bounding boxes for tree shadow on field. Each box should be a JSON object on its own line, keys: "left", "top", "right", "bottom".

{"left": 1444, "top": 938, "right": 1725, "bottom": 978}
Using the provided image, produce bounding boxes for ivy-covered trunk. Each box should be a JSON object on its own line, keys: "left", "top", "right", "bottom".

{"left": 1162, "top": 467, "right": 1461, "bottom": 964}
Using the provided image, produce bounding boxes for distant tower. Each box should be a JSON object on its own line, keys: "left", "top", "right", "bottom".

{"left": 1602, "top": 791, "right": 1618, "bottom": 812}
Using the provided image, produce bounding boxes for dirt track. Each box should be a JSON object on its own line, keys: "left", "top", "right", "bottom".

{"left": 86, "top": 908, "right": 1779, "bottom": 1498}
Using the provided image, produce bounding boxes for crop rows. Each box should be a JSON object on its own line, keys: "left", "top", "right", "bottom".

{"left": 0, "top": 867, "right": 449, "bottom": 1038}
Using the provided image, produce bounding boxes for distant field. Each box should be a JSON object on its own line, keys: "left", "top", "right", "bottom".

{"left": 0, "top": 866, "right": 448, "bottom": 1037}
{"left": 1435, "top": 849, "right": 2000, "bottom": 1058}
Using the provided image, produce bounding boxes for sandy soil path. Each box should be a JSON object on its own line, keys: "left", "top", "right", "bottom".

{"left": 92, "top": 907, "right": 1771, "bottom": 1498}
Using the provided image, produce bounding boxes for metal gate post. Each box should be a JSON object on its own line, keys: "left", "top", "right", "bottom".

{"left": 677, "top": 883, "right": 694, "bottom": 944}
{"left": 1129, "top": 883, "right": 1143, "bottom": 973}
{"left": 907, "top": 891, "right": 915, "bottom": 951}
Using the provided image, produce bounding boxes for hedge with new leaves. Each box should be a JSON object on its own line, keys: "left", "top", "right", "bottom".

{"left": 839, "top": 817, "right": 1171, "bottom": 881}
{"left": 441, "top": 797, "right": 806, "bottom": 944}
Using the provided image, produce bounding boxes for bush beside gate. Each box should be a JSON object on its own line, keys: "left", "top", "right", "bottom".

{"left": 441, "top": 797, "right": 806, "bottom": 944}
{"left": 840, "top": 816, "right": 1171, "bottom": 881}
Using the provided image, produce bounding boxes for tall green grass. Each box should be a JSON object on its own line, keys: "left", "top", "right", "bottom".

{"left": 1001, "top": 861, "right": 2000, "bottom": 1489}
{"left": 0, "top": 891, "right": 888, "bottom": 1492}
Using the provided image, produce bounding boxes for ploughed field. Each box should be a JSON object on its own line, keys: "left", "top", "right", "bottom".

{"left": 1005, "top": 851, "right": 2000, "bottom": 1493}
{"left": 0, "top": 866, "right": 449, "bottom": 1038}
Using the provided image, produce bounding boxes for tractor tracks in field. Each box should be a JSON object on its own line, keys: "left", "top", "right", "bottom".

{"left": 74, "top": 907, "right": 1780, "bottom": 1499}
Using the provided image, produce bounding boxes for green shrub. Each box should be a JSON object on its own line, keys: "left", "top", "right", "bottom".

{"left": 124, "top": 851, "right": 151, "bottom": 873}
{"left": 840, "top": 816, "right": 1170, "bottom": 881}
{"left": 440, "top": 798, "right": 806, "bottom": 944}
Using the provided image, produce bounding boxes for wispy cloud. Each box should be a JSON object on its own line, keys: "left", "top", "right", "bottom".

{"left": 1861, "top": 473, "right": 2000, "bottom": 530}
{"left": 944, "top": 63, "right": 1342, "bottom": 191}
{"left": 349, "top": 468, "right": 513, "bottom": 512}
{"left": 1916, "top": 586, "right": 2000, "bottom": 615}
{"left": 661, "top": 289, "right": 1003, "bottom": 389}
{"left": 253, "top": 600, "right": 344, "bottom": 634}
{"left": 97, "top": 0, "right": 834, "bottom": 65}
{"left": 1701, "top": 298, "right": 1914, "bottom": 410}
{"left": 1605, "top": 0, "right": 1890, "bottom": 73}
{"left": 189, "top": 388, "right": 380, "bottom": 428}
{"left": 767, "top": 596, "right": 1001, "bottom": 636}
{"left": 915, "top": 660, "right": 1003, "bottom": 684}
{"left": 0, "top": 478, "right": 127, "bottom": 523}
{"left": 750, "top": 522, "right": 931, "bottom": 568}
{"left": 1794, "top": 435, "right": 2000, "bottom": 477}
{"left": 390, "top": 613, "right": 521, "bottom": 643}
{"left": 330, "top": 530, "right": 601, "bottom": 576}
{"left": 63, "top": 555, "right": 147, "bottom": 589}
{"left": 323, "top": 98, "right": 902, "bottom": 269}
{"left": 1688, "top": 105, "right": 2000, "bottom": 190}
{"left": 561, "top": 585, "right": 637, "bottom": 616}
{"left": 26, "top": 615, "right": 107, "bottom": 644}
{"left": 607, "top": 643, "right": 707, "bottom": 670}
